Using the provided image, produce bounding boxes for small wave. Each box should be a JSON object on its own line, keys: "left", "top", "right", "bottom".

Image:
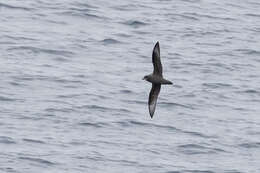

{"left": 116, "top": 120, "right": 179, "bottom": 131}
{"left": 78, "top": 122, "right": 107, "bottom": 128}
{"left": 184, "top": 12, "right": 236, "bottom": 21}
{"left": 182, "top": 62, "right": 203, "bottom": 67}
{"left": 223, "top": 170, "right": 242, "bottom": 173}
{"left": 182, "top": 170, "right": 216, "bottom": 173}
{"left": 202, "top": 82, "right": 233, "bottom": 89}
{"left": 120, "top": 89, "right": 133, "bottom": 94}
{"left": 182, "top": 30, "right": 219, "bottom": 38}
{"left": 112, "top": 4, "right": 140, "bottom": 11}
{"left": 129, "top": 120, "right": 152, "bottom": 126}
{"left": 0, "top": 96, "right": 17, "bottom": 102}
{"left": 53, "top": 57, "right": 70, "bottom": 62}
{"left": 0, "top": 136, "right": 16, "bottom": 144}
{"left": 160, "top": 102, "right": 195, "bottom": 110}
{"left": 71, "top": 2, "right": 97, "bottom": 9}
{"left": 245, "top": 13, "right": 260, "bottom": 18}
{"left": 19, "top": 156, "right": 55, "bottom": 166}
{"left": 52, "top": 78, "right": 84, "bottom": 84}
{"left": 174, "top": 13, "right": 199, "bottom": 21}
{"left": 79, "top": 105, "right": 110, "bottom": 112}
{"left": 68, "top": 7, "right": 91, "bottom": 13}
{"left": 11, "top": 75, "right": 49, "bottom": 82}
{"left": 235, "top": 48, "right": 260, "bottom": 55}
{"left": 41, "top": 99, "right": 71, "bottom": 106}
{"left": 206, "top": 62, "right": 234, "bottom": 71}
{"left": 69, "top": 141, "right": 85, "bottom": 146}
{"left": 9, "top": 81, "right": 24, "bottom": 87}
{"left": 225, "top": 2, "right": 244, "bottom": 9}
{"left": 77, "top": 104, "right": 131, "bottom": 113}
{"left": 59, "top": 10, "right": 103, "bottom": 20}
{"left": 8, "top": 46, "right": 74, "bottom": 57}
{"left": 23, "top": 138, "right": 45, "bottom": 144}
{"left": 83, "top": 93, "right": 110, "bottom": 100}
{"left": 124, "top": 100, "right": 149, "bottom": 105}
{"left": 180, "top": 93, "right": 196, "bottom": 98}
{"left": 182, "top": 130, "right": 216, "bottom": 139}
{"left": 101, "top": 38, "right": 121, "bottom": 45}
{"left": 3, "top": 35, "right": 37, "bottom": 41}
{"left": 178, "top": 144, "right": 205, "bottom": 149}
{"left": 123, "top": 20, "right": 148, "bottom": 28}
{"left": 42, "top": 113, "right": 56, "bottom": 117}
{"left": 239, "top": 142, "right": 260, "bottom": 149}
{"left": 172, "top": 84, "right": 183, "bottom": 88}
{"left": 0, "top": 2, "right": 33, "bottom": 11}
{"left": 13, "top": 76, "right": 34, "bottom": 81}
{"left": 43, "top": 19, "right": 67, "bottom": 25}
{"left": 56, "top": 93, "right": 81, "bottom": 99}
{"left": 196, "top": 42, "right": 222, "bottom": 47}
{"left": 178, "top": 144, "right": 226, "bottom": 154}
{"left": 114, "top": 33, "right": 132, "bottom": 38}
{"left": 45, "top": 107, "right": 75, "bottom": 113}
{"left": 133, "top": 30, "right": 150, "bottom": 35}
{"left": 243, "top": 89, "right": 260, "bottom": 94}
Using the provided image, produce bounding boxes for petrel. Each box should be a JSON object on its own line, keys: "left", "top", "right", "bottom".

{"left": 143, "top": 41, "right": 172, "bottom": 118}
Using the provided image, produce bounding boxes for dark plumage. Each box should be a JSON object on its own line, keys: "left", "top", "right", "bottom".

{"left": 143, "top": 42, "right": 172, "bottom": 118}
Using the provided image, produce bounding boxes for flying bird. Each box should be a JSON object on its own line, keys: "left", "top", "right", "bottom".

{"left": 143, "top": 42, "right": 172, "bottom": 118}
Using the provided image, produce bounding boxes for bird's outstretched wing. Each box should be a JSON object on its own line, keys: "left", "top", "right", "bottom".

{"left": 152, "top": 41, "right": 163, "bottom": 76}
{"left": 148, "top": 84, "right": 161, "bottom": 118}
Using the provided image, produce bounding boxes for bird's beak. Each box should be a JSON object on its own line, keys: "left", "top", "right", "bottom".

{"left": 142, "top": 77, "right": 145, "bottom": 80}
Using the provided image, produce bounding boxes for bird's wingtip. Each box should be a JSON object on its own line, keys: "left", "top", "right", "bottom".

{"left": 149, "top": 109, "right": 154, "bottom": 118}
{"left": 153, "top": 41, "right": 160, "bottom": 53}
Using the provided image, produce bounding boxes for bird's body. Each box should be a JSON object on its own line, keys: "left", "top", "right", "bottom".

{"left": 143, "top": 42, "right": 172, "bottom": 118}
{"left": 144, "top": 74, "right": 172, "bottom": 85}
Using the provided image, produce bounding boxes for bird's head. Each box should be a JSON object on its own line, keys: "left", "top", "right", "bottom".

{"left": 142, "top": 75, "right": 149, "bottom": 81}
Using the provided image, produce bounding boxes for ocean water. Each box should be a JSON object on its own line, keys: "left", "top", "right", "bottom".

{"left": 0, "top": 0, "right": 260, "bottom": 172}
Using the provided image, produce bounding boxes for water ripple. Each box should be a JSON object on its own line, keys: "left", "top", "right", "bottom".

{"left": 178, "top": 144, "right": 226, "bottom": 155}
{"left": 116, "top": 120, "right": 179, "bottom": 131}
{"left": 8, "top": 46, "right": 74, "bottom": 57}
{"left": 123, "top": 20, "right": 148, "bottom": 28}
{"left": 78, "top": 122, "right": 108, "bottom": 128}
{"left": 19, "top": 156, "right": 55, "bottom": 166}
{"left": 0, "top": 2, "right": 33, "bottom": 11}
{"left": 0, "top": 96, "right": 17, "bottom": 102}
{"left": 0, "top": 136, "right": 16, "bottom": 144}
{"left": 101, "top": 38, "right": 121, "bottom": 45}
{"left": 183, "top": 170, "right": 216, "bottom": 173}
{"left": 235, "top": 48, "right": 260, "bottom": 55}
{"left": 160, "top": 102, "right": 196, "bottom": 110}
{"left": 22, "top": 138, "right": 46, "bottom": 144}
{"left": 239, "top": 142, "right": 260, "bottom": 149}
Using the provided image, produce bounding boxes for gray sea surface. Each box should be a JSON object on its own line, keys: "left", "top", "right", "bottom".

{"left": 1, "top": 0, "right": 260, "bottom": 172}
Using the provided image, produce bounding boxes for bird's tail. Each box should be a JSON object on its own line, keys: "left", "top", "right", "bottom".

{"left": 162, "top": 79, "right": 173, "bottom": 85}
